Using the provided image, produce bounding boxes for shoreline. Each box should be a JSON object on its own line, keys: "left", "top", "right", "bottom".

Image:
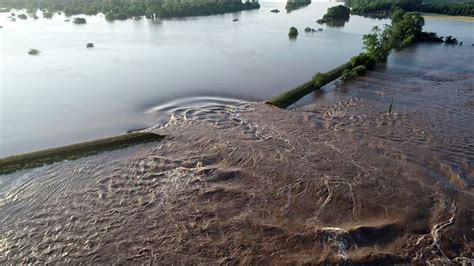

{"left": 422, "top": 13, "right": 474, "bottom": 22}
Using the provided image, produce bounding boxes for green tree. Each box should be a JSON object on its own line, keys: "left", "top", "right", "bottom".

{"left": 105, "top": 12, "right": 115, "bottom": 21}
{"left": 390, "top": 12, "right": 424, "bottom": 48}
{"left": 288, "top": 26, "right": 298, "bottom": 37}
{"left": 73, "top": 17, "right": 87, "bottom": 24}
{"left": 362, "top": 25, "right": 393, "bottom": 61}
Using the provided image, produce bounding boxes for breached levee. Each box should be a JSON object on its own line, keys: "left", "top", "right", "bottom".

{"left": 267, "top": 62, "right": 352, "bottom": 108}
{"left": 0, "top": 132, "right": 164, "bottom": 175}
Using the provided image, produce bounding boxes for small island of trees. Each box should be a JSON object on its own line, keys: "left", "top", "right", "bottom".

{"left": 73, "top": 17, "right": 87, "bottom": 24}
{"left": 288, "top": 26, "right": 299, "bottom": 37}
{"left": 28, "top": 49, "right": 40, "bottom": 55}
{"left": 317, "top": 5, "right": 350, "bottom": 25}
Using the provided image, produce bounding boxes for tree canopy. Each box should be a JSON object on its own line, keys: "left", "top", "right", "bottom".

{"left": 288, "top": 26, "right": 299, "bottom": 37}
{"left": 0, "top": 0, "right": 261, "bottom": 20}
{"left": 321, "top": 5, "right": 350, "bottom": 21}
{"left": 317, "top": 5, "right": 350, "bottom": 26}
{"left": 348, "top": 0, "right": 474, "bottom": 17}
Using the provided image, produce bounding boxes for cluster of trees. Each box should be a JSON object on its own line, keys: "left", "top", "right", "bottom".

{"left": 157, "top": 2, "right": 260, "bottom": 18}
{"left": 348, "top": 0, "right": 474, "bottom": 16}
{"left": 340, "top": 5, "right": 461, "bottom": 83}
{"left": 288, "top": 26, "right": 299, "bottom": 37}
{"left": 317, "top": 5, "right": 351, "bottom": 26}
{"left": 271, "top": 4, "right": 463, "bottom": 107}
{"left": 423, "top": 0, "right": 473, "bottom": 3}
{"left": 0, "top": 0, "right": 260, "bottom": 20}
{"left": 335, "top": 7, "right": 427, "bottom": 82}
{"left": 285, "top": 0, "right": 311, "bottom": 13}
{"left": 349, "top": 0, "right": 420, "bottom": 14}
{"left": 73, "top": 17, "right": 87, "bottom": 24}
{"left": 28, "top": 48, "right": 41, "bottom": 55}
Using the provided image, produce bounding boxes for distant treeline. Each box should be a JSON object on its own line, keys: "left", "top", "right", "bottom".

{"left": 347, "top": 0, "right": 474, "bottom": 16}
{"left": 423, "top": 0, "right": 472, "bottom": 3}
{"left": 414, "top": 2, "right": 474, "bottom": 16}
{"left": 0, "top": 0, "right": 260, "bottom": 19}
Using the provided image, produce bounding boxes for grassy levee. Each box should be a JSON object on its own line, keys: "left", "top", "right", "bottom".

{"left": 266, "top": 80, "right": 315, "bottom": 109}
{"left": 267, "top": 61, "right": 352, "bottom": 108}
{"left": 0, "top": 132, "right": 164, "bottom": 175}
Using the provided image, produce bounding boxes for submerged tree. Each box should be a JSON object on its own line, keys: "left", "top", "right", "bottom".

{"left": 73, "top": 17, "right": 87, "bottom": 24}
{"left": 105, "top": 12, "right": 115, "bottom": 21}
{"left": 288, "top": 26, "right": 299, "bottom": 37}
{"left": 318, "top": 5, "right": 350, "bottom": 23}
{"left": 28, "top": 48, "right": 40, "bottom": 55}
{"left": 43, "top": 12, "right": 53, "bottom": 18}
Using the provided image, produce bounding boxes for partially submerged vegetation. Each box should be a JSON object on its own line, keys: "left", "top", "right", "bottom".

{"left": 28, "top": 48, "right": 41, "bottom": 55}
{"left": 268, "top": 6, "right": 458, "bottom": 108}
{"left": 157, "top": 2, "right": 260, "bottom": 18}
{"left": 317, "top": 5, "right": 350, "bottom": 25}
{"left": 0, "top": 132, "right": 164, "bottom": 175}
{"left": 348, "top": 0, "right": 474, "bottom": 17}
{"left": 73, "top": 17, "right": 87, "bottom": 24}
{"left": 286, "top": 0, "right": 312, "bottom": 13}
{"left": 17, "top": 13, "right": 27, "bottom": 19}
{"left": 288, "top": 26, "right": 299, "bottom": 37}
{"left": 43, "top": 12, "right": 53, "bottom": 18}
{"left": 444, "top": 35, "right": 459, "bottom": 44}
{"left": 0, "top": 0, "right": 260, "bottom": 21}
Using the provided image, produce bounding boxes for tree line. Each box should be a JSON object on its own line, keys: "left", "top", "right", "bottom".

{"left": 0, "top": 0, "right": 260, "bottom": 20}
{"left": 348, "top": 0, "right": 474, "bottom": 17}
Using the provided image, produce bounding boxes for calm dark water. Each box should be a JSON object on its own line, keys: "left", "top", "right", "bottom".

{"left": 0, "top": 1, "right": 391, "bottom": 157}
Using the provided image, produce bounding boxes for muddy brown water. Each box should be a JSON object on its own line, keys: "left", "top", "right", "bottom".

{"left": 1, "top": 45, "right": 474, "bottom": 263}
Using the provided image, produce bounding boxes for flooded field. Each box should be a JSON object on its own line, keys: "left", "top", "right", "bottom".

{"left": 1, "top": 39, "right": 473, "bottom": 263}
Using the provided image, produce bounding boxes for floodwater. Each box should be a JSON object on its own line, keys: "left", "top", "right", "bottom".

{"left": 0, "top": 1, "right": 391, "bottom": 157}
{"left": 1, "top": 1, "right": 474, "bottom": 264}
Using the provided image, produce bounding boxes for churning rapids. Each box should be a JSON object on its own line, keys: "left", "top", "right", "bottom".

{"left": 1, "top": 44, "right": 474, "bottom": 263}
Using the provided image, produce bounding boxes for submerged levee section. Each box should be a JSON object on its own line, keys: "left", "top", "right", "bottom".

{"left": 267, "top": 61, "right": 352, "bottom": 108}
{"left": 0, "top": 132, "right": 164, "bottom": 175}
